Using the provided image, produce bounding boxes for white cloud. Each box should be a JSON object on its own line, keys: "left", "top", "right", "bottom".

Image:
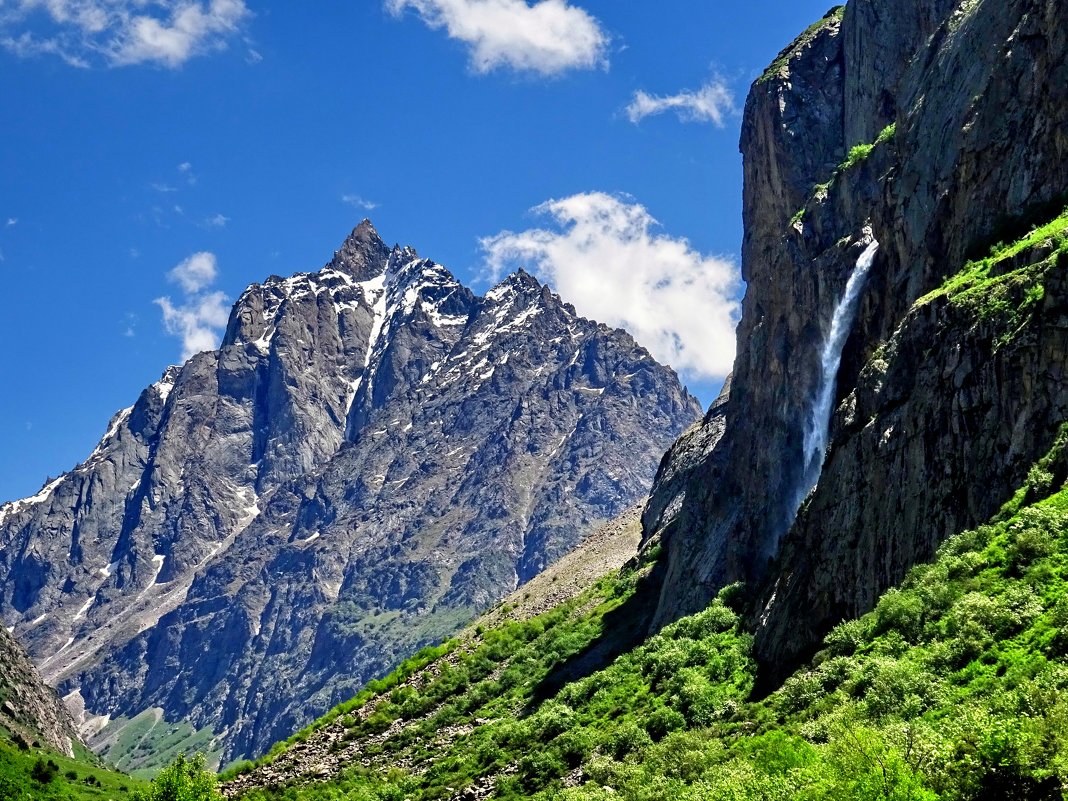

{"left": 155, "top": 251, "right": 228, "bottom": 361}
{"left": 1, "top": 0, "right": 249, "bottom": 68}
{"left": 0, "top": 30, "right": 90, "bottom": 67}
{"left": 481, "top": 192, "right": 740, "bottom": 380}
{"left": 204, "top": 212, "right": 229, "bottom": 228}
{"left": 167, "top": 250, "right": 217, "bottom": 293}
{"left": 341, "top": 194, "right": 378, "bottom": 211}
{"left": 385, "top": 0, "right": 607, "bottom": 76}
{"left": 178, "top": 161, "right": 196, "bottom": 184}
{"left": 155, "top": 292, "right": 229, "bottom": 360}
{"left": 626, "top": 79, "right": 734, "bottom": 126}
{"left": 5, "top": 218, "right": 17, "bottom": 226}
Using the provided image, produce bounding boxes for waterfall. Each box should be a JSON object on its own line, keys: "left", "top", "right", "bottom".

{"left": 795, "top": 239, "right": 880, "bottom": 511}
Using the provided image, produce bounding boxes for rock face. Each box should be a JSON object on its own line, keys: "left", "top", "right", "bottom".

{"left": 645, "top": 0, "right": 1068, "bottom": 678}
{"left": 0, "top": 627, "right": 77, "bottom": 756}
{"left": 0, "top": 221, "right": 702, "bottom": 762}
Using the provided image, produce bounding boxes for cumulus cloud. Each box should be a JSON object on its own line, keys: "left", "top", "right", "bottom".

{"left": 481, "top": 192, "right": 740, "bottom": 380}
{"left": 0, "top": 0, "right": 249, "bottom": 68}
{"left": 385, "top": 0, "right": 607, "bottom": 76}
{"left": 167, "top": 251, "right": 217, "bottom": 292}
{"left": 625, "top": 79, "right": 734, "bottom": 126}
{"left": 156, "top": 251, "right": 229, "bottom": 360}
{"left": 204, "top": 212, "right": 229, "bottom": 228}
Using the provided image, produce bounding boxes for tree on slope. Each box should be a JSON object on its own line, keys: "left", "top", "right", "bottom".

{"left": 133, "top": 753, "right": 222, "bottom": 801}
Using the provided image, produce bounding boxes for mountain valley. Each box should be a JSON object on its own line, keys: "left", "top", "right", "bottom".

{"left": 4, "top": 0, "right": 1068, "bottom": 798}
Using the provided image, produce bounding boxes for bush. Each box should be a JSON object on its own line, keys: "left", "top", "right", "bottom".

{"left": 553, "top": 729, "right": 594, "bottom": 768}
{"left": 645, "top": 706, "right": 686, "bottom": 741}
{"left": 825, "top": 618, "right": 867, "bottom": 656}
{"left": 517, "top": 749, "right": 567, "bottom": 792}
{"left": 30, "top": 758, "right": 57, "bottom": 784}
{"left": 132, "top": 753, "right": 221, "bottom": 801}
{"left": 873, "top": 588, "right": 925, "bottom": 640}
{"left": 610, "top": 721, "right": 653, "bottom": 760}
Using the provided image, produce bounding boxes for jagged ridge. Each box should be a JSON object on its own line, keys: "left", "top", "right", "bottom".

{"left": 0, "top": 220, "right": 701, "bottom": 765}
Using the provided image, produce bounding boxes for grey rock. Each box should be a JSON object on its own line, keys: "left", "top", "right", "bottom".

{"left": 0, "top": 220, "right": 701, "bottom": 762}
{"left": 0, "top": 626, "right": 77, "bottom": 756}
{"left": 646, "top": 0, "right": 1068, "bottom": 678}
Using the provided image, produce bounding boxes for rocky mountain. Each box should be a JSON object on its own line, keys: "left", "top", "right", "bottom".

{"left": 211, "top": 3, "right": 1068, "bottom": 798}
{"left": 0, "top": 221, "right": 701, "bottom": 764}
{"left": 0, "top": 626, "right": 77, "bottom": 757}
{"left": 644, "top": 0, "right": 1068, "bottom": 680}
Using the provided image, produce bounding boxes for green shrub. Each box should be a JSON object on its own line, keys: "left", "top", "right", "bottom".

{"left": 132, "top": 754, "right": 220, "bottom": 801}
{"left": 30, "top": 758, "right": 57, "bottom": 784}
{"left": 610, "top": 722, "right": 653, "bottom": 760}
{"left": 645, "top": 706, "right": 686, "bottom": 741}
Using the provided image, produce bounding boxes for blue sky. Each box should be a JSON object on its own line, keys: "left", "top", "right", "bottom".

{"left": 0, "top": 0, "right": 833, "bottom": 503}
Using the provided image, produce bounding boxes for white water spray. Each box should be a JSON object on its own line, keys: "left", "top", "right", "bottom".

{"left": 797, "top": 238, "right": 880, "bottom": 506}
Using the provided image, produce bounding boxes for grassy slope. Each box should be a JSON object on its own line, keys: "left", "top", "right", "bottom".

{"left": 0, "top": 734, "right": 145, "bottom": 800}
{"left": 91, "top": 707, "right": 222, "bottom": 779}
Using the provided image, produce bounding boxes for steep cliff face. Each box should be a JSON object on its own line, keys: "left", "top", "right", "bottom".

{"left": 647, "top": 0, "right": 1068, "bottom": 676}
{"left": 0, "top": 627, "right": 77, "bottom": 757}
{"left": 0, "top": 221, "right": 702, "bottom": 762}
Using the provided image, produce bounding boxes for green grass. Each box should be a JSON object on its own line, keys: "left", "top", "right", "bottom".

{"left": 840, "top": 142, "right": 875, "bottom": 172}
{"left": 0, "top": 736, "right": 144, "bottom": 800}
{"left": 837, "top": 124, "right": 896, "bottom": 172}
{"left": 95, "top": 708, "right": 222, "bottom": 779}
{"left": 228, "top": 425, "right": 1068, "bottom": 801}
{"left": 914, "top": 206, "right": 1068, "bottom": 340}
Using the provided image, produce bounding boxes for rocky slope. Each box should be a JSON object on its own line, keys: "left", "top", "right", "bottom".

{"left": 0, "top": 626, "right": 77, "bottom": 757}
{"left": 645, "top": 0, "right": 1068, "bottom": 678}
{"left": 0, "top": 221, "right": 701, "bottom": 763}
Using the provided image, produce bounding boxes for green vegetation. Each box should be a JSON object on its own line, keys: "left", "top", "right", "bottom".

{"left": 915, "top": 206, "right": 1068, "bottom": 344}
{"left": 838, "top": 124, "right": 897, "bottom": 172}
{"left": 132, "top": 753, "right": 221, "bottom": 801}
{"left": 0, "top": 735, "right": 143, "bottom": 800}
{"left": 840, "top": 142, "right": 875, "bottom": 172}
{"left": 794, "top": 124, "right": 897, "bottom": 228}
{"left": 231, "top": 428, "right": 1068, "bottom": 801}
{"left": 758, "top": 7, "right": 845, "bottom": 84}
{"left": 95, "top": 708, "right": 222, "bottom": 779}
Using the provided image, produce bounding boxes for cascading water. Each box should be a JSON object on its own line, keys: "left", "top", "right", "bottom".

{"left": 792, "top": 238, "right": 881, "bottom": 517}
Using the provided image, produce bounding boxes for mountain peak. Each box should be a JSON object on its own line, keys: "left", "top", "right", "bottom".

{"left": 327, "top": 219, "right": 391, "bottom": 281}
{"left": 484, "top": 268, "right": 542, "bottom": 303}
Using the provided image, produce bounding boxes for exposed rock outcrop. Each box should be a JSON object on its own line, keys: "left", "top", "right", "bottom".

{"left": 0, "top": 221, "right": 702, "bottom": 762}
{"left": 646, "top": 0, "right": 1068, "bottom": 677}
{"left": 0, "top": 626, "right": 77, "bottom": 756}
